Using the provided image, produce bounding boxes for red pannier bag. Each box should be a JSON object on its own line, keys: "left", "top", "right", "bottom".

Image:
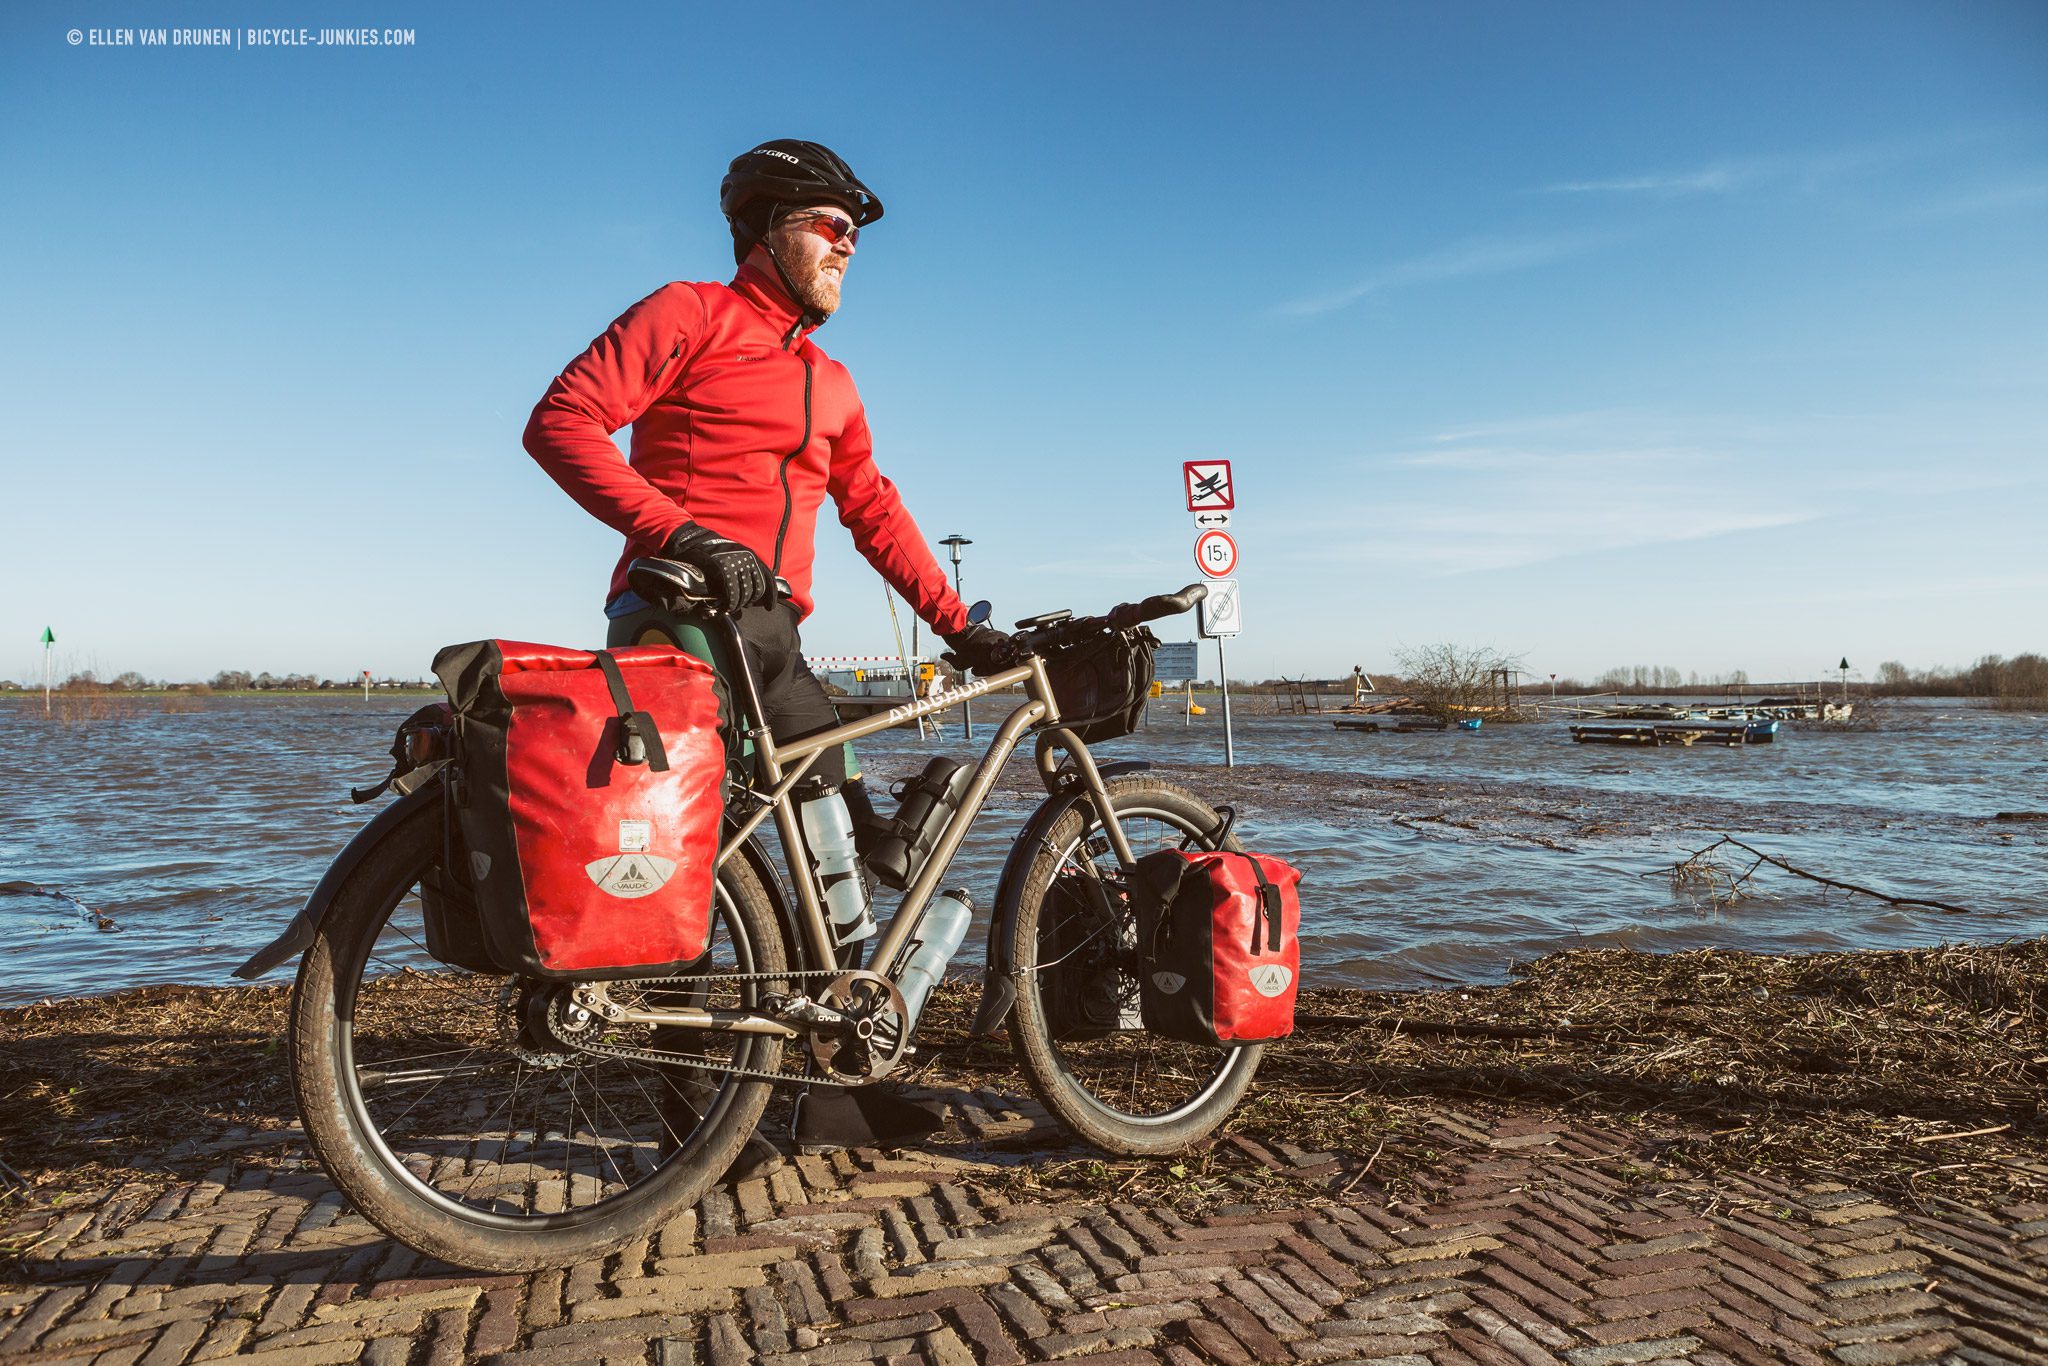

{"left": 432, "top": 640, "right": 726, "bottom": 979}
{"left": 1132, "top": 850, "right": 1301, "bottom": 1045}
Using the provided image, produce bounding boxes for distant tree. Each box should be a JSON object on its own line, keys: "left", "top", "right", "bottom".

{"left": 1965, "top": 655, "right": 2005, "bottom": 698}
{"left": 110, "top": 671, "right": 149, "bottom": 691}
{"left": 1997, "top": 653, "right": 2048, "bottom": 711}
{"left": 1393, "top": 643, "right": 1527, "bottom": 721}
{"left": 61, "top": 669, "right": 98, "bottom": 690}
{"left": 211, "top": 670, "right": 252, "bottom": 691}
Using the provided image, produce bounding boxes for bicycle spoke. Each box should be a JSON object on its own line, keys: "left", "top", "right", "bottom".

{"left": 1034, "top": 808, "right": 1242, "bottom": 1124}
{"left": 327, "top": 845, "right": 779, "bottom": 1230}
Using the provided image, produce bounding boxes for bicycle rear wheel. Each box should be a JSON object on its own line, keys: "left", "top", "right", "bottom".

{"left": 288, "top": 797, "right": 786, "bottom": 1271}
{"left": 1005, "top": 775, "right": 1262, "bottom": 1155}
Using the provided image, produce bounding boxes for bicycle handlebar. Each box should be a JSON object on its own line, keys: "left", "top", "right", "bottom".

{"left": 1108, "top": 583, "right": 1208, "bottom": 631}
{"left": 629, "top": 557, "right": 1206, "bottom": 662}
{"left": 1017, "top": 582, "right": 1209, "bottom": 656}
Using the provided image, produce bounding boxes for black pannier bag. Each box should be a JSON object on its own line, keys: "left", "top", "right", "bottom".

{"left": 347, "top": 703, "right": 501, "bottom": 974}
{"left": 1047, "top": 626, "right": 1159, "bottom": 743}
{"left": 420, "top": 852, "right": 501, "bottom": 975}
{"left": 1038, "top": 868, "right": 1136, "bottom": 1042}
{"left": 1132, "top": 849, "right": 1302, "bottom": 1046}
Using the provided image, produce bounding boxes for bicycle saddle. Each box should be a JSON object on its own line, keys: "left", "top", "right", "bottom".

{"left": 627, "top": 557, "right": 794, "bottom": 613}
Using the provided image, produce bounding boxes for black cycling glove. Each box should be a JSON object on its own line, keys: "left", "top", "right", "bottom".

{"left": 943, "top": 622, "right": 1023, "bottom": 676}
{"left": 663, "top": 523, "right": 775, "bottom": 615}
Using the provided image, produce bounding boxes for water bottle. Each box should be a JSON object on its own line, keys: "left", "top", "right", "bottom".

{"left": 893, "top": 890, "right": 974, "bottom": 1033}
{"left": 800, "top": 793, "right": 875, "bottom": 946}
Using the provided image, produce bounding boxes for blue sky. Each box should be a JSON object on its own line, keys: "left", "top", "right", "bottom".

{"left": 3, "top": 1, "right": 2043, "bottom": 685}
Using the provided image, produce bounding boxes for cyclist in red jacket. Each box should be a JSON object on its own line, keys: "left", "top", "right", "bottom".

{"left": 524, "top": 139, "right": 1015, "bottom": 1172}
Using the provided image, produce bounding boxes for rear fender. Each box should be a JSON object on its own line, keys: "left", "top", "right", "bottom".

{"left": 968, "top": 759, "right": 1150, "bottom": 1036}
{"left": 233, "top": 780, "right": 446, "bottom": 980}
{"left": 236, "top": 788, "right": 807, "bottom": 982}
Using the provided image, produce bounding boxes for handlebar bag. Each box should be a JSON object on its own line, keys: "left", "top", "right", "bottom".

{"left": 1048, "top": 626, "right": 1159, "bottom": 743}
{"left": 432, "top": 640, "right": 726, "bottom": 979}
{"left": 1132, "top": 849, "right": 1301, "bottom": 1045}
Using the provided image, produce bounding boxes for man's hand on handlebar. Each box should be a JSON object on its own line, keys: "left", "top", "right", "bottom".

{"left": 943, "top": 621, "right": 1025, "bottom": 676}
{"left": 662, "top": 523, "right": 776, "bottom": 616}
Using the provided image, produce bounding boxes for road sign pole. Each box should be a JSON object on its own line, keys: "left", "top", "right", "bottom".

{"left": 1217, "top": 637, "right": 1235, "bottom": 767}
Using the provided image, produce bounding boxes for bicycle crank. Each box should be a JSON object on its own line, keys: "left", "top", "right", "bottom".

{"left": 807, "top": 970, "right": 913, "bottom": 1082}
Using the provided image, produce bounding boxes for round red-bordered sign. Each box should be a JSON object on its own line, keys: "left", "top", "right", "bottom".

{"left": 1194, "top": 529, "right": 1238, "bottom": 578}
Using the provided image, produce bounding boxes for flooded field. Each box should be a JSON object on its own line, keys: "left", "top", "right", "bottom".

{"left": 3, "top": 694, "right": 2043, "bottom": 1003}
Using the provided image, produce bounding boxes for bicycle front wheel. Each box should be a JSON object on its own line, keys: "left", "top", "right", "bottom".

{"left": 288, "top": 797, "right": 786, "bottom": 1271}
{"left": 1006, "top": 774, "right": 1262, "bottom": 1155}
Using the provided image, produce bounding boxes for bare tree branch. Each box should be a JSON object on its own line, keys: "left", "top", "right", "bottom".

{"left": 1646, "top": 835, "right": 1976, "bottom": 916}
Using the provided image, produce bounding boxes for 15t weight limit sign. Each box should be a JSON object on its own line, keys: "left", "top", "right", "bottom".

{"left": 1194, "top": 529, "right": 1237, "bottom": 578}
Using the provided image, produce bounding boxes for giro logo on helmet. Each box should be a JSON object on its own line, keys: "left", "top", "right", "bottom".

{"left": 752, "top": 147, "right": 799, "bottom": 163}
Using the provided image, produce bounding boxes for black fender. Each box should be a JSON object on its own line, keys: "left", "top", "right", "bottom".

{"left": 235, "top": 788, "right": 807, "bottom": 982}
{"left": 234, "top": 780, "right": 447, "bottom": 980}
{"left": 968, "top": 759, "right": 1151, "bottom": 1036}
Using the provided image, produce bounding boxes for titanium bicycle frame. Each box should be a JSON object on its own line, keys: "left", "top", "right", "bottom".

{"left": 708, "top": 615, "right": 1137, "bottom": 994}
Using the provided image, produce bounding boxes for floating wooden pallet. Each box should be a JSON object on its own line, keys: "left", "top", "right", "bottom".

{"left": 1570, "top": 720, "right": 1779, "bottom": 747}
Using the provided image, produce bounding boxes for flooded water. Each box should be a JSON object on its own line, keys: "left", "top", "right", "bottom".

{"left": 2, "top": 695, "right": 2043, "bottom": 1004}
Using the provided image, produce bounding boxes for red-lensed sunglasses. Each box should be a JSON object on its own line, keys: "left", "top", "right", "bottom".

{"left": 781, "top": 210, "right": 859, "bottom": 247}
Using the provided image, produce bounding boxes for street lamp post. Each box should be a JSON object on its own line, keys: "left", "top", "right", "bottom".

{"left": 940, "top": 535, "right": 974, "bottom": 739}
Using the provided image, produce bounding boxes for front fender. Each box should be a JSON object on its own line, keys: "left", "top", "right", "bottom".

{"left": 968, "top": 759, "right": 1150, "bottom": 1036}
{"left": 233, "top": 780, "right": 446, "bottom": 980}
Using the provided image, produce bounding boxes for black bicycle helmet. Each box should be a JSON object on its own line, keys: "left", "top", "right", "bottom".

{"left": 721, "top": 139, "right": 883, "bottom": 265}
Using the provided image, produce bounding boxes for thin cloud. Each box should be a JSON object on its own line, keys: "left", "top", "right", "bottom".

{"left": 1295, "top": 493, "right": 1821, "bottom": 576}
{"left": 1542, "top": 162, "right": 1766, "bottom": 196}
{"left": 1536, "top": 136, "right": 1963, "bottom": 198}
{"left": 1896, "top": 176, "right": 2048, "bottom": 222}
{"left": 1276, "top": 231, "right": 1616, "bottom": 317}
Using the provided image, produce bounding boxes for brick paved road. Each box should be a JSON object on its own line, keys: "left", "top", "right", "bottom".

{"left": 4, "top": 1085, "right": 2044, "bottom": 1365}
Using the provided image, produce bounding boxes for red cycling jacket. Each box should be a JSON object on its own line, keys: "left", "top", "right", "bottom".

{"left": 523, "top": 261, "right": 970, "bottom": 635}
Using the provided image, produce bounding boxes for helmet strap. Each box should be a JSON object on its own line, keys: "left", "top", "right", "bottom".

{"left": 750, "top": 210, "right": 829, "bottom": 342}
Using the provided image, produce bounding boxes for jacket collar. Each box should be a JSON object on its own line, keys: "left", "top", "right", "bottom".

{"left": 730, "top": 259, "right": 817, "bottom": 344}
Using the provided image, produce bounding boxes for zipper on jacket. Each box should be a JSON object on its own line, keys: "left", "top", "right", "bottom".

{"left": 772, "top": 357, "right": 814, "bottom": 576}
{"left": 646, "top": 340, "right": 682, "bottom": 392}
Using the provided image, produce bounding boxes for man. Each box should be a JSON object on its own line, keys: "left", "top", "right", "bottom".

{"left": 522, "top": 139, "right": 1015, "bottom": 1171}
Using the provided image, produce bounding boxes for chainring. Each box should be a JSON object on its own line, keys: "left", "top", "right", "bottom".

{"left": 808, "top": 969, "right": 912, "bottom": 1081}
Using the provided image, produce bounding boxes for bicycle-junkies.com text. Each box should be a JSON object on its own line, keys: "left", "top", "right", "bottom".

{"left": 69, "top": 27, "right": 417, "bottom": 49}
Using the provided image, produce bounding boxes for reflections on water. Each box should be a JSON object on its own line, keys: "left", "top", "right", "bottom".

{"left": 2, "top": 695, "right": 2043, "bottom": 1003}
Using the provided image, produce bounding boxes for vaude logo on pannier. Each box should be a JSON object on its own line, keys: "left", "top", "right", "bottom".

{"left": 585, "top": 854, "right": 677, "bottom": 899}
{"left": 1151, "top": 970, "right": 1186, "bottom": 994}
{"left": 1248, "top": 963, "right": 1293, "bottom": 998}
